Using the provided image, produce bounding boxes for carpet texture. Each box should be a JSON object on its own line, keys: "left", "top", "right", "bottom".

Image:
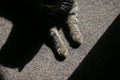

{"left": 0, "top": 0, "right": 120, "bottom": 80}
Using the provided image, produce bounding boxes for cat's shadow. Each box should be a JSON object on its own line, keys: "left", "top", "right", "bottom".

{"left": 0, "top": 1, "right": 66, "bottom": 72}
{"left": 0, "top": 0, "right": 80, "bottom": 72}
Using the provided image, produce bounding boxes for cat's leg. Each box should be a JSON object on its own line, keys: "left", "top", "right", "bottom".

{"left": 50, "top": 27, "right": 68, "bottom": 58}
{"left": 67, "top": 1, "right": 83, "bottom": 45}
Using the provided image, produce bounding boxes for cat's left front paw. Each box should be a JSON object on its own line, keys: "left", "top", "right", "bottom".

{"left": 67, "top": 14, "right": 83, "bottom": 46}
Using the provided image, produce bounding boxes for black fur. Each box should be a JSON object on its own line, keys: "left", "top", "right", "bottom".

{"left": 0, "top": 0, "right": 74, "bottom": 24}
{"left": 0, "top": 0, "right": 74, "bottom": 71}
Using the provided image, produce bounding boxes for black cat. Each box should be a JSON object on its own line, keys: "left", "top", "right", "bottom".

{"left": 0, "top": 0, "right": 83, "bottom": 71}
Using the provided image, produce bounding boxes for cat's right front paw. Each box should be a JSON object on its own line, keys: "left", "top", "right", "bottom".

{"left": 57, "top": 44, "right": 68, "bottom": 58}
{"left": 50, "top": 27, "right": 68, "bottom": 58}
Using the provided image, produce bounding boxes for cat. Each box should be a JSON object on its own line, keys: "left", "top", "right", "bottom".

{"left": 38, "top": 0, "right": 83, "bottom": 58}
{"left": 0, "top": 0, "right": 83, "bottom": 59}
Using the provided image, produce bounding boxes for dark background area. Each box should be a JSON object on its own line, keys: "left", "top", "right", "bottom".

{"left": 68, "top": 14, "right": 120, "bottom": 80}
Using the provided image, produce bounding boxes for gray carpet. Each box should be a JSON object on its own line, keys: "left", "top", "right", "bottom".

{"left": 0, "top": 0, "right": 120, "bottom": 80}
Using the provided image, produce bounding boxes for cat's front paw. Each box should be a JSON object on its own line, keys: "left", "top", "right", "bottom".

{"left": 57, "top": 44, "right": 68, "bottom": 58}
{"left": 67, "top": 15, "right": 83, "bottom": 46}
{"left": 50, "top": 27, "right": 68, "bottom": 58}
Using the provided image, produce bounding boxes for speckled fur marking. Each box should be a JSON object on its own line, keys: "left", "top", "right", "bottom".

{"left": 67, "top": 2, "right": 83, "bottom": 44}
{"left": 48, "top": 0, "right": 83, "bottom": 58}
{"left": 50, "top": 27, "right": 68, "bottom": 57}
